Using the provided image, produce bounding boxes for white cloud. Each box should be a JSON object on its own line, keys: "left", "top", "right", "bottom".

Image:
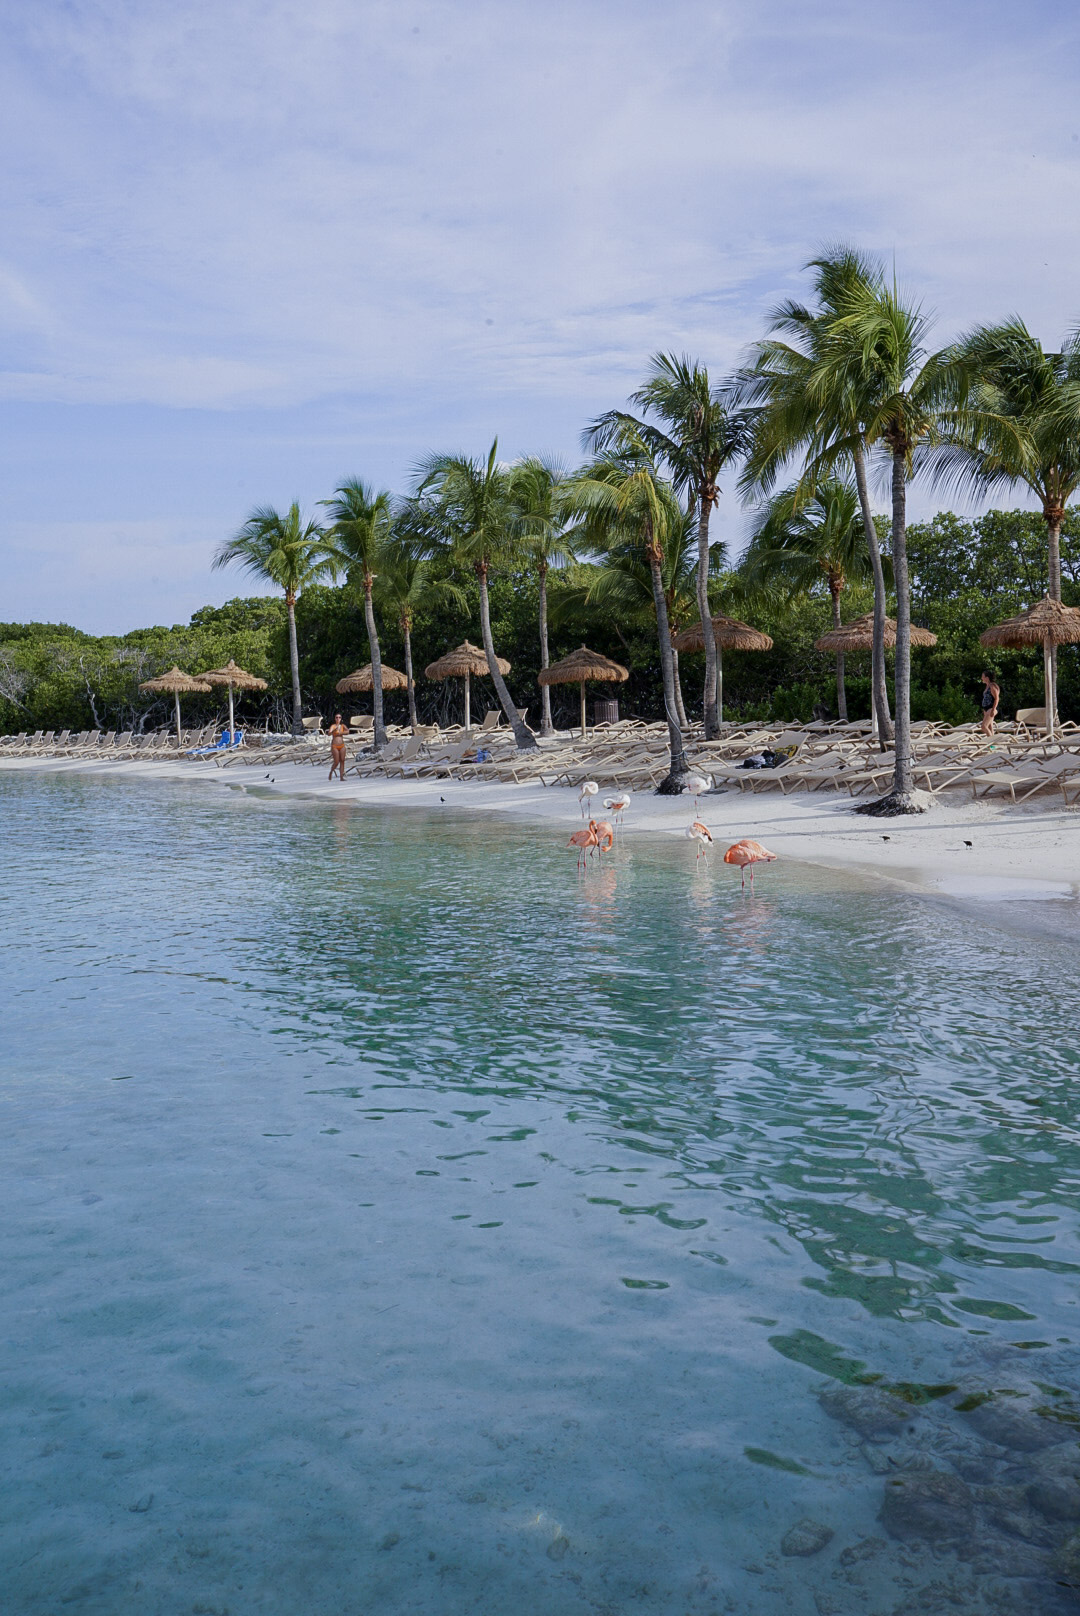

{"left": 0, "top": 0, "right": 1077, "bottom": 625}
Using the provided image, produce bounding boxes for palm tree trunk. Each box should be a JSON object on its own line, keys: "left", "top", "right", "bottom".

{"left": 671, "top": 647, "right": 689, "bottom": 727}
{"left": 696, "top": 491, "right": 720, "bottom": 738}
{"left": 363, "top": 577, "right": 386, "bottom": 749}
{"left": 538, "top": 561, "right": 555, "bottom": 736}
{"left": 888, "top": 449, "right": 915, "bottom": 800}
{"left": 477, "top": 563, "right": 537, "bottom": 750}
{"left": 853, "top": 442, "right": 893, "bottom": 748}
{"left": 1047, "top": 506, "right": 1063, "bottom": 724}
{"left": 402, "top": 616, "right": 418, "bottom": 731}
{"left": 648, "top": 548, "right": 689, "bottom": 791}
{"left": 286, "top": 592, "right": 303, "bottom": 736}
{"left": 831, "top": 585, "right": 848, "bottom": 722}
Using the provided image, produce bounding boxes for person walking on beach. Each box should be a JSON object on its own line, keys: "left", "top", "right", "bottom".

{"left": 978, "top": 671, "right": 1000, "bottom": 736}
{"left": 328, "top": 713, "right": 348, "bottom": 781}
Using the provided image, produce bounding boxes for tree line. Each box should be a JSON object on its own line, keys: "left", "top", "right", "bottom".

{"left": 6, "top": 245, "right": 1080, "bottom": 812}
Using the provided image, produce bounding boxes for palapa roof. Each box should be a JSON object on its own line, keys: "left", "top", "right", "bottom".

{"left": 424, "top": 640, "right": 509, "bottom": 680}
{"left": 979, "top": 595, "right": 1080, "bottom": 649}
{"left": 537, "top": 645, "right": 629, "bottom": 687}
{"left": 814, "top": 613, "right": 937, "bottom": 653}
{"left": 138, "top": 665, "right": 212, "bottom": 695}
{"left": 335, "top": 663, "right": 408, "bottom": 693}
{"left": 198, "top": 658, "right": 268, "bottom": 691}
{"left": 671, "top": 614, "right": 773, "bottom": 654}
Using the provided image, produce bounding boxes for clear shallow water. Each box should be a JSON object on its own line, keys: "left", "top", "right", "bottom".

{"left": 3, "top": 772, "right": 1080, "bottom": 1615}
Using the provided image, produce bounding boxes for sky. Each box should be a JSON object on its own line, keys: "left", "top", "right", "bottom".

{"left": 3, "top": 0, "right": 1080, "bottom": 633}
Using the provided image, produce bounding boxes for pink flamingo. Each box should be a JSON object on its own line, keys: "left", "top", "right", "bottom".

{"left": 685, "top": 820, "right": 713, "bottom": 865}
{"left": 567, "top": 820, "right": 599, "bottom": 870}
{"left": 723, "top": 839, "right": 777, "bottom": 889}
{"left": 579, "top": 781, "right": 599, "bottom": 817}
{"left": 593, "top": 819, "right": 614, "bottom": 857}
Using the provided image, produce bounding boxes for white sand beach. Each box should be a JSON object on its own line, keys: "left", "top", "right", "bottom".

{"left": 6, "top": 752, "right": 1079, "bottom": 913}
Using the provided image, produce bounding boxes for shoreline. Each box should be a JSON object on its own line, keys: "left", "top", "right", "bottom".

{"left": 5, "top": 754, "right": 1080, "bottom": 935}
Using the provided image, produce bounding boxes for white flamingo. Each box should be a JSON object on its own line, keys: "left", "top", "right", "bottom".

{"left": 685, "top": 774, "right": 711, "bottom": 810}
{"left": 603, "top": 792, "right": 631, "bottom": 825}
{"left": 578, "top": 780, "right": 599, "bottom": 817}
{"left": 685, "top": 819, "right": 713, "bottom": 865}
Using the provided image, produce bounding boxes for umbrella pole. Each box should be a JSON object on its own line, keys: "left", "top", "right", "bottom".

{"left": 580, "top": 681, "right": 587, "bottom": 739}
{"left": 1045, "top": 636, "right": 1055, "bottom": 739}
{"left": 174, "top": 691, "right": 182, "bottom": 745}
{"left": 464, "top": 671, "right": 471, "bottom": 731}
{"left": 227, "top": 682, "right": 236, "bottom": 741}
{"left": 716, "top": 645, "right": 724, "bottom": 728}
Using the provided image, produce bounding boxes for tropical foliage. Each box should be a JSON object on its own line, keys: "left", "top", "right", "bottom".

{"left": 7, "top": 245, "right": 1080, "bottom": 795}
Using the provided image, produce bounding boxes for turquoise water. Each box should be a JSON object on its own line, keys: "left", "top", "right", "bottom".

{"left": 3, "top": 771, "right": 1080, "bottom": 1615}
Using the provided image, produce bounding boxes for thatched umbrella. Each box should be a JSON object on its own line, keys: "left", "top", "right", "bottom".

{"left": 979, "top": 595, "right": 1080, "bottom": 739}
{"left": 335, "top": 663, "right": 408, "bottom": 693}
{"left": 198, "top": 659, "right": 268, "bottom": 739}
{"left": 815, "top": 614, "right": 936, "bottom": 734}
{"left": 538, "top": 646, "right": 629, "bottom": 737}
{"left": 138, "top": 666, "right": 212, "bottom": 743}
{"left": 814, "top": 613, "right": 937, "bottom": 653}
{"left": 424, "top": 641, "right": 509, "bottom": 730}
{"left": 671, "top": 615, "right": 773, "bottom": 726}
{"left": 336, "top": 663, "right": 408, "bottom": 729}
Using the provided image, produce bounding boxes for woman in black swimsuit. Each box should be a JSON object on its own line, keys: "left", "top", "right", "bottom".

{"left": 979, "top": 671, "right": 1000, "bottom": 736}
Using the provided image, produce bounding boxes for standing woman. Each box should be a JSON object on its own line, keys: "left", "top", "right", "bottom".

{"left": 979, "top": 671, "right": 1000, "bottom": 737}
{"left": 328, "top": 712, "right": 348, "bottom": 781}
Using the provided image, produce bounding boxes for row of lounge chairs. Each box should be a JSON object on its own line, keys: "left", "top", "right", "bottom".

{"left": 0, "top": 726, "right": 220, "bottom": 757}
{"left": 9, "top": 712, "right": 1080, "bottom": 807}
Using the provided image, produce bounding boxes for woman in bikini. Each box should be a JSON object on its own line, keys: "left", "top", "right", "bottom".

{"left": 978, "top": 671, "right": 1000, "bottom": 736}
{"left": 328, "top": 713, "right": 348, "bottom": 781}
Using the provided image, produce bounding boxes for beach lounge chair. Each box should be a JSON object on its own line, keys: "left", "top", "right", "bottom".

{"left": 186, "top": 730, "right": 241, "bottom": 758}
{"left": 395, "top": 737, "right": 482, "bottom": 779}
{"left": 968, "top": 757, "right": 1077, "bottom": 803}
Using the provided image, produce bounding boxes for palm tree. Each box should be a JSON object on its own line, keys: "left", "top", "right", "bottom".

{"left": 587, "top": 355, "right": 755, "bottom": 738}
{"left": 817, "top": 272, "right": 964, "bottom": 811}
{"left": 578, "top": 503, "right": 710, "bottom": 727}
{"left": 213, "top": 502, "right": 330, "bottom": 735}
{"left": 935, "top": 320, "right": 1080, "bottom": 721}
{"left": 374, "top": 533, "right": 468, "bottom": 730}
{"left": 741, "top": 249, "right": 894, "bottom": 745}
{"left": 566, "top": 442, "right": 689, "bottom": 791}
{"left": 509, "top": 456, "right": 574, "bottom": 736}
{"left": 741, "top": 478, "right": 875, "bottom": 721}
{"left": 414, "top": 441, "right": 538, "bottom": 750}
{"left": 321, "top": 480, "right": 394, "bottom": 748}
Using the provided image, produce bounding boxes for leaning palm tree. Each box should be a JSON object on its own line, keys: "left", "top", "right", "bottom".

{"left": 374, "top": 532, "right": 468, "bottom": 730}
{"left": 816, "top": 273, "right": 964, "bottom": 812}
{"left": 213, "top": 502, "right": 330, "bottom": 735}
{"left": 566, "top": 442, "right": 689, "bottom": 791}
{"left": 321, "top": 480, "right": 394, "bottom": 748}
{"left": 414, "top": 441, "right": 537, "bottom": 750}
{"left": 741, "top": 478, "right": 875, "bottom": 721}
{"left": 934, "top": 320, "right": 1080, "bottom": 721}
{"left": 508, "top": 456, "right": 575, "bottom": 736}
{"left": 741, "top": 249, "right": 894, "bottom": 744}
{"left": 587, "top": 355, "right": 755, "bottom": 737}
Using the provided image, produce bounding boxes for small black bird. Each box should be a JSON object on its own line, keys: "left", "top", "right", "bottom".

{"left": 881, "top": 835, "right": 890, "bottom": 841}
{"left": 964, "top": 840, "right": 973, "bottom": 847}
{"left": 440, "top": 796, "right": 445, "bottom": 803}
